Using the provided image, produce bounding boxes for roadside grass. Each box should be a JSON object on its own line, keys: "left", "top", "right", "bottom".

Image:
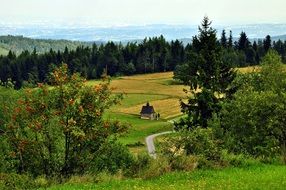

{"left": 104, "top": 112, "right": 172, "bottom": 146}
{"left": 45, "top": 164, "right": 286, "bottom": 190}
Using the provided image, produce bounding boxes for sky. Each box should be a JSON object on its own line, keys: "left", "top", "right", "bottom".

{"left": 0, "top": 0, "right": 285, "bottom": 26}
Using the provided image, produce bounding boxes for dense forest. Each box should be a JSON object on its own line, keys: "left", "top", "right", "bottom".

{"left": 0, "top": 32, "right": 286, "bottom": 89}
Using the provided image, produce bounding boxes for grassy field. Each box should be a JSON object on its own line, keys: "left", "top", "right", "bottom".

{"left": 46, "top": 164, "right": 286, "bottom": 190}
{"left": 87, "top": 72, "right": 187, "bottom": 153}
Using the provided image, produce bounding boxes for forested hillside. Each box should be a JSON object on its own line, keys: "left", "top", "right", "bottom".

{"left": 0, "top": 35, "right": 95, "bottom": 55}
{"left": 0, "top": 33, "right": 286, "bottom": 89}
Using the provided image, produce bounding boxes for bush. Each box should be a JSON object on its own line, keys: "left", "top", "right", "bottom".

{"left": 169, "top": 155, "right": 198, "bottom": 171}
{"left": 160, "top": 128, "right": 223, "bottom": 169}
{"left": 0, "top": 173, "right": 36, "bottom": 190}
{"left": 124, "top": 153, "right": 151, "bottom": 177}
{"left": 92, "top": 140, "right": 134, "bottom": 174}
{"left": 182, "top": 128, "right": 222, "bottom": 162}
{"left": 138, "top": 157, "right": 171, "bottom": 179}
{"left": 220, "top": 90, "right": 286, "bottom": 158}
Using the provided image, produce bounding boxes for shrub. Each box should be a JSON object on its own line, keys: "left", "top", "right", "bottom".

{"left": 169, "top": 155, "right": 198, "bottom": 171}
{"left": 138, "top": 157, "right": 171, "bottom": 179}
{"left": 0, "top": 173, "right": 36, "bottom": 190}
{"left": 182, "top": 128, "right": 222, "bottom": 162}
{"left": 92, "top": 140, "right": 134, "bottom": 174}
{"left": 124, "top": 153, "right": 151, "bottom": 177}
{"left": 160, "top": 128, "right": 223, "bottom": 169}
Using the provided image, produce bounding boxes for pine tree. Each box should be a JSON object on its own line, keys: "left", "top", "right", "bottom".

{"left": 263, "top": 35, "right": 272, "bottom": 53}
{"left": 220, "top": 29, "right": 227, "bottom": 48}
{"left": 175, "top": 17, "right": 236, "bottom": 129}
{"left": 237, "top": 32, "right": 250, "bottom": 51}
{"left": 253, "top": 41, "right": 260, "bottom": 63}
{"left": 228, "top": 30, "right": 233, "bottom": 48}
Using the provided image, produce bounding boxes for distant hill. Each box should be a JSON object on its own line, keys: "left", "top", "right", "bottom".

{"left": 0, "top": 35, "right": 100, "bottom": 55}
{"left": 0, "top": 33, "right": 286, "bottom": 56}
{"left": 272, "top": 35, "right": 286, "bottom": 42}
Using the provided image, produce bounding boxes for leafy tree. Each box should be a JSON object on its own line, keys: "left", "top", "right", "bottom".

{"left": 1, "top": 64, "right": 130, "bottom": 177}
{"left": 218, "top": 50, "right": 286, "bottom": 158}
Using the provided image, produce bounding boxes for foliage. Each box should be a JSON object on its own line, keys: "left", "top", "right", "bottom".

{"left": 0, "top": 64, "right": 129, "bottom": 177}
{"left": 92, "top": 140, "right": 134, "bottom": 174}
{"left": 174, "top": 17, "right": 236, "bottom": 129}
{"left": 161, "top": 128, "right": 222, "bottom": 169}
{"left": 0, "top": 173, "right": 36, "bottom": 190}
{"left": 217, "top": 50, "right": 286, "bottom": 159}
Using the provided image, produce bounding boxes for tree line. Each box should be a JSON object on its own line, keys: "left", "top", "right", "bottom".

{"left": 0, "top": 32, "right": 286, "bottom": 89}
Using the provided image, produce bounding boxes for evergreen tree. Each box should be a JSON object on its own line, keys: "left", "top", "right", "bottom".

{"left": 237, "top": 32, "right": 250, "bottom": 51}
{"left": 220, "top": 29, "right": 227, "bottom": 48}
{"left": 228, "top": 30, "right": 233, "bottom": 48}
{"left": 175, "top": 17, "right": 236, "bottom": 129}
{"left": 263, "top": 35, "right": 272, "bottom": 53}
{"left": 253, "top": 41, "right": 260, "bottom": 63}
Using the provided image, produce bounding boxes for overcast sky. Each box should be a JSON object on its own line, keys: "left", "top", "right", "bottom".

{"left": 0, "top": 0, "right": 285, "bottom": 26}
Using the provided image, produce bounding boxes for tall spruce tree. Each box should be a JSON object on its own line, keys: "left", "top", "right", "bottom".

{"left": 237, "top": 32, "right": 250, "bottom": 51}
{"left": 175, "top": 17, "right": 236, "bottom": 129}
{"left": 228, "top": 30, "right": 233, "bottom": 48}
{"left": 263, "top": 35, "right": 272, "bottom": 53}
{"left": 220, "top": 29, "right": 227, "bottom": 48}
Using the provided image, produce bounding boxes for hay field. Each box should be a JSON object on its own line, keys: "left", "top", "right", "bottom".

{"left": 88, "top": 72, "right": 187, "bottom": 150}
{"left": 88, "top": 72, "right": 188, "bottom": 119}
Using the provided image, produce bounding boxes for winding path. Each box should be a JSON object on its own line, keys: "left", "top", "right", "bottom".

{"left": 145, "top": 131, "right": 174, "bottom": 158}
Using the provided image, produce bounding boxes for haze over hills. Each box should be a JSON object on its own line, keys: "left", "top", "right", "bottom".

{"left": 1, "top": 22, "right": 286, "bottom": 42}
{"left": 0, "top": 23, "right": 286, "bottom": 55}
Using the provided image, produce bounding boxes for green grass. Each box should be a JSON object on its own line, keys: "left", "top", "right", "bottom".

{"left": 104, "top": 112, "right": 172, "bottom": 145}
{"left": 45, "top": 164, "right": 286, "bottom": 190}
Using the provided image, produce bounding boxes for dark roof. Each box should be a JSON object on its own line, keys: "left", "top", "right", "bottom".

{"left": 140, "top": 102, "right": 155, "bottom": 114}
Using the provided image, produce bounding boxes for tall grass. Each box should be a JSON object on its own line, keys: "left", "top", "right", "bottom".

{"left": 45, "top": 164, "right": 286, "bottom": 190}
